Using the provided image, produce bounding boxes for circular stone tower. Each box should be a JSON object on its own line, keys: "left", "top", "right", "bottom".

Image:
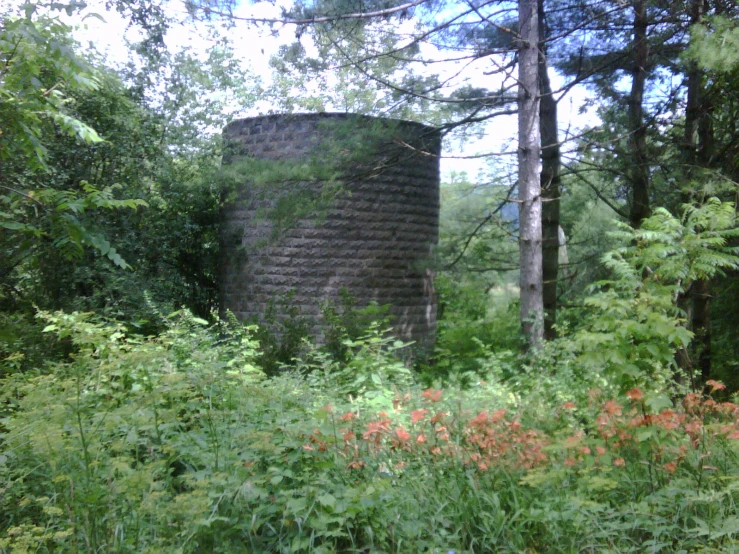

{"left": 219, "top": 113, "right": 441, "bottom": 349}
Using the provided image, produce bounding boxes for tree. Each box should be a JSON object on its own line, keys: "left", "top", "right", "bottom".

{"left": 539, "top": 0, "right": 561, "bottom": 340}
{"left": 518, "top": 0, "right": 543, "bottom": 346}
{"left": 1, "top": 0, "right": 258, "bottom": 369}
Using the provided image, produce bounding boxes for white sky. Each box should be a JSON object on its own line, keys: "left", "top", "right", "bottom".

{"left": 54, "top": 0, "right": 600, "bottom": 179}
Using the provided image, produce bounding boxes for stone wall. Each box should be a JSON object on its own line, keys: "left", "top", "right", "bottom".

{"left": 219, "top": 113, "right": 441, "bottom": 348}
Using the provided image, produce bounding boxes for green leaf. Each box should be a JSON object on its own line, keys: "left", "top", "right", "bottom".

{"left": 317, "top": 493, "right": 336, "bottom": 509}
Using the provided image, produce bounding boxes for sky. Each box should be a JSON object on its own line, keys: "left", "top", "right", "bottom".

{"left": 52, "top": 0, "right": 601, "bottom": 179}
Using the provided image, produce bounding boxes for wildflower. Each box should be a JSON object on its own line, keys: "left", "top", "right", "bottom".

{"left": 685, "top": 420, "right": 703, "bottom": 437}
{"left": 422, "top": 388, "right": 443, "bottom": 402}
{"left": 564, "top": 457, "right": 576, "bottom": 467}
{"left": 562, "top": 401, "right": 576, "bottom": 410}
{"left": 603, "top": 400, "right": 622, "bottom": 415}
{"left": 613, "top": 457, "right": 626, "bottom": 467}
{"left": 596, "top": 446, "right": 607, "bottom": 456}
{"left": 343, "top": 430, "right": 356, "bottom": 442}
{"left": 348, "top": 460, "right": 364, "bottom": 469}
{"left": 491, "top": 409, "right": 507, "bottom": 423}
{"left": 339, "top": 411, "right": 356, "bottom": 422}
{"left": 663, "top": 462, "right": 677, "bottom": 474}
{"left": 626, "top": 388, "right": 643, "bottom": 401}
{"left": 302, "top": 444, "right": 315, "bottom": 451}
{"left": 706, "top": 379, "right": 726, "bottom": 393}
{"left": 411, "top": 409, "right": 429, "bottom": 424}
{"left": 580, "top": 446, "right": 591, "bottom": 456}
{"left": 394, "top": 428, "right": 411, "bottom": 442}
{"left": 683, "top": 393, "right": 701, "bottom": 412}
{"left": 362, "top": 418, "right": 391, "bottom": 440}
{"left": 469, "top": 411, "right": 488, "bottom": 427}
{"left": 416, "top": 433, "right": 427, "bottom": 444}
{"left": 431, "top": 411, "right": 446, "bottom": 424}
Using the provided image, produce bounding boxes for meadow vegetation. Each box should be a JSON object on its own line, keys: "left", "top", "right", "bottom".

{"left": 3, "top": 0, "right": 739, "bottom": 551}
{"left": 3, "top": 202, "right": 739, "bottom": 553}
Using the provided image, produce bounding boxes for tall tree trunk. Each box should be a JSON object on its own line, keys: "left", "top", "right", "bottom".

{"left": 694, "top": 83, "right": 714, "bottom": 381}
{"left": 538, "top": 0, "right": 560, "bottom": 340}
{"left": 518, "top": 0, "right": 543, "bottom": 347}
{"left": 628, "top": 0, "right": 650, "bottom": 227}
{"left": 681, "top": 0, "right": 713, "bottom": 382}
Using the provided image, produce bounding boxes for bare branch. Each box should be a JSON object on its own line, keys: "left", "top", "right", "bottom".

{"left": 189, "top": 0, "right": 428, "bottom": 25}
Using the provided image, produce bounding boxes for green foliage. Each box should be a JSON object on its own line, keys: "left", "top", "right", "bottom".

{"left": 0, "top": 9, "right": 102, "bottom": 170}
{"left": 247, "top": 292, "right": 314, "bottom": 376}
{"left": 320, "top": 290, "right": 391, "bottom": 362}
{"left": 572, "top": 200, "right": 739, "bottom": 391}
{"left": 0, "top": 7, "right": 149, "bottom": 272}
{"left": 1, "top": 1, "right": 258, "bottom": 361}
{"left": 427, "top": 274, "right": 520, "bottom": 381}
{"left": 688, "top": 15, "right": 739, "bottom": 73}
{"left": 3, "top": 310, "right": 739, "bottom": 552}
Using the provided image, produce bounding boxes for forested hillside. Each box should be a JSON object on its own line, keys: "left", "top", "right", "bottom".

{"left": 2, "top": 0, "right": 739, "bottom": 552}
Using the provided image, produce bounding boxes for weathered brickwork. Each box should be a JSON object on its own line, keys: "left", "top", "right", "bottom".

{"left": 219, "top": 113, "right": 441, "bottom": 348}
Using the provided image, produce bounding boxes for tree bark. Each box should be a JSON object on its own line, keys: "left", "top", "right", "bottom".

{"left": 628, "top": 0, "right": 650, "bottom": 228}
{"left": 682, "top": 0, "right": 713, "bottom": 381}
{"left": 518, "top": 0, "right": 543, "bottom": 347}
{"left": 538, "top": 0, "right": 560, "bottom": 341}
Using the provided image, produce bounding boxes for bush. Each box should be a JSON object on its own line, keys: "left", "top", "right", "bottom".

{"left": 3, "top": 311, "right": 739, "bottom": 552}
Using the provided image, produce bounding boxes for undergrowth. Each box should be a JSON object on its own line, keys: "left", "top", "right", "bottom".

{"left": 1, "top": 310, "right": 739, "bottom": 553}
{"left": 1, "top": 201, "right": 739, "bottom": 552}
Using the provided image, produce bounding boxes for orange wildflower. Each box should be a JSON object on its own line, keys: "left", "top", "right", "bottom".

{"left": 613, "top": 457, "right": 626, "bottom": 467}
{"left": 663, "top": 462, "right": 677, "bottom": 474}
{"left": 422, "top": 388, "right": 443, "bottom": 402}
{"left": 470, "top": 411, "right": 488, "bottom": 426}
{"left": 431, "top": 411, "right": 446, "bottom": 424}
{"left": 685, "top": 420, "right": 703, "bottom": 437}
{"left": 362, "top": 418, "right": 391, "bottom": 440}
{"left": 411, "top": 409, "right": 429, "bottom": 424}
{"left": 626, "top": 388, "right": 644, "bottom": 401}
{"left": 603, "top": 400, "right": 623, "bottom": 415}
{"left": 562, "top": 401, "right": 576, "bottom": 411}
{"left": 339, "top": 411, "right": 356, "bottom": 422}
{"left": 706, "top": 379, "right": 726, "bottom": 393}
{"left": 394, "top": 428, "right": 411, "bottom": 442}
